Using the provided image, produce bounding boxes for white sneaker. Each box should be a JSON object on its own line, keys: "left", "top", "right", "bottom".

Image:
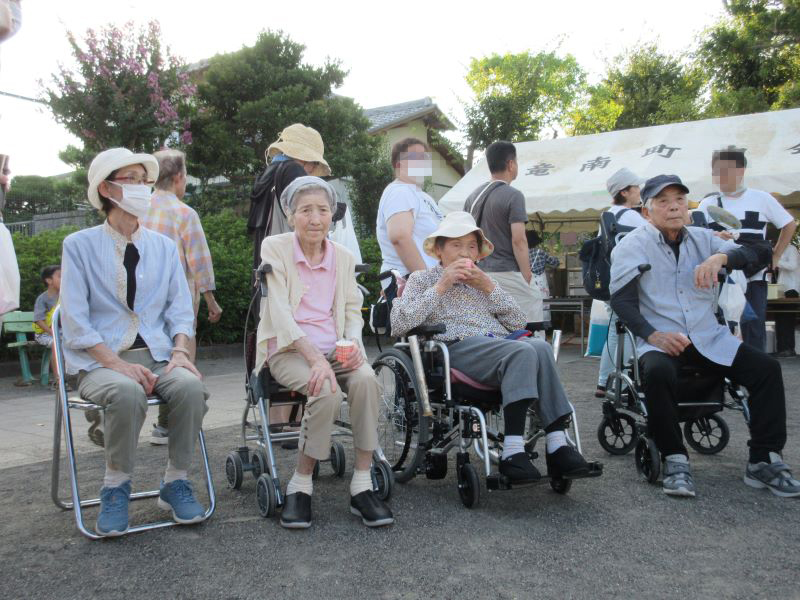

{"left": 150, "top": 424, "right": 169, "bottom": 446}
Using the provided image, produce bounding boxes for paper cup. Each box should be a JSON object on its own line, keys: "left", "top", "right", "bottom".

{"left": 335, "top": 340, "right": 356, "bottom": 363}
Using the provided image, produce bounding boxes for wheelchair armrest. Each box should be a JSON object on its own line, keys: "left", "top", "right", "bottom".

{"left": 355, "top": 264, "right": 370, "bottom": 274}
{"left": 525, "top": 321, "right": 551, "bottom": 333}
{"left": 256, "top": 263, "right": 273, "bottom": 298}
{"left": 407, "top": 323, "right": 446, "bottom": 337}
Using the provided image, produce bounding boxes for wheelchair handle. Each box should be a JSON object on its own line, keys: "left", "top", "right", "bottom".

{"left": 256, "top": 263, "right": 273, "bottom": 297}
{"left": 637, "top": 264, "right": 651, "bottom": 273}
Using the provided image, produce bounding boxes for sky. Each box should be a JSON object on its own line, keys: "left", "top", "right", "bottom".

{"left": 0, "top": 0, "right": 727, "bottom": 177}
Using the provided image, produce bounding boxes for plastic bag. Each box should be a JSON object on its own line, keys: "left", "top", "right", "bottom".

{"left": 718, "top": 273, "right": 746, "bottom": 325}
{"left": 586, "top": 299, "right": 610, "bottom": 357}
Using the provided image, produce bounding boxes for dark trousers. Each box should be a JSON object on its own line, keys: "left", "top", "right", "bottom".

{"left": 639, "top": 344, "right": 786, "bottom": 463}
{"left": 742, "top": 280, "right": 767, "bottom": 352}
{"left": 775, "top": 312, "right": 796, "bottom": 353}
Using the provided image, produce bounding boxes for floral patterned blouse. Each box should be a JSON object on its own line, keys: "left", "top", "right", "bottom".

{"left": 390, "top": 265, "right": 527, "bottom": 341}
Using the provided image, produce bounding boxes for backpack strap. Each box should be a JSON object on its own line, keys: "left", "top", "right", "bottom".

{"left": 467, "top": 181, "right": 504, "bottom": 228}
{"left": 614, "top": 208, "right": 630, "bottom": 223}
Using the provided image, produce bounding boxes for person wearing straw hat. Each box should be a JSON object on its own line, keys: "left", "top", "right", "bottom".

{"left": 248, "top": 123, "right": 332, "bottom": 271}
{"left": 391, "top": 211, "right": 591, "bottom": 483}
{"left": 255, "top": 176, "right": 393, "bottom": 530}
{"left": 59, "top": 148, "right": 211, "bottom": 536}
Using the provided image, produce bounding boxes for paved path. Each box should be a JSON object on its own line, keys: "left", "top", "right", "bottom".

{"left": 1, "top": 346, "right": 799, "bottom": 599}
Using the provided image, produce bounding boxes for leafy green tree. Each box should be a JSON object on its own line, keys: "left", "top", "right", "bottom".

{"left": 43, "top": 20, "right": 196, "bottom": 167}
{"left": 187, "top": 30, "right": 385, "bottom": 232}
{"left": 4, "top": 175, "right": 85, "bottom": 221}
{"left": 698, "top": 0, "right": 800, "bottom": 116}
{"left": 566, "top": 45, "right": 704, "bottom": 135}
{"left": 463, "top": 50, "right": 586, "bottom": 167}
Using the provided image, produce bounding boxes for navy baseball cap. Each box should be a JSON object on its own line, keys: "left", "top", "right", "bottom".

{"left": 641, "top": 174, "right": 690, "bottom": 202}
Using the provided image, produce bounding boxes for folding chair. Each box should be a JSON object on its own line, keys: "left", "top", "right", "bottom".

{"left": 50, "top": 306, "right": 216, "bottom": 539}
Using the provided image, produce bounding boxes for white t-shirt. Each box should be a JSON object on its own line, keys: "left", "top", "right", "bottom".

{"left": 607, "top": 204, "right": 648, "bottom": 228}
{"left": 698, "top": 188, "right": 793, "bottom": 281}
{"left": 376, "top": 181, "right": 443, "bottom": 287}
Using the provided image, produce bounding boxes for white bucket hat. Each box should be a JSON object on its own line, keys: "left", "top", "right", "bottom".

{"left": 87, "top": 148, "right": 159, "bottom": 210}
{"left": 423, "top": 211, "right": 494, "bottom": 259}
{"left": 266, "top": 123, "right": 332, "bottom": 177}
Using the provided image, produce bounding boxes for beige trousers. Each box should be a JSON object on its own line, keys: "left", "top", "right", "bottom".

{"left": 490, "top": 270, "right": 544, "bottom": 323}
{"left": 267, "top": 350, "right": 380, "bottom": 461}
{"left": 78, "top": 349, "right": 209, "bottom": 474}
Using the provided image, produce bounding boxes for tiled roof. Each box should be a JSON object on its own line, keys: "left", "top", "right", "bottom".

{"left": 363, "top": 97, "right": 452, "bottom": 133}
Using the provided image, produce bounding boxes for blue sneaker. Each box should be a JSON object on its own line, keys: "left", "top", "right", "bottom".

{"left": 96, "top": 481, "right": 131, "bottom": 537}
{"left": 158, "top": 479, "right": 206, "bottom": 524}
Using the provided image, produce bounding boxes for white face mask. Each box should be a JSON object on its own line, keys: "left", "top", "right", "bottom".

{"left": 109, "top": 182, "right": 152, "bottom": 219}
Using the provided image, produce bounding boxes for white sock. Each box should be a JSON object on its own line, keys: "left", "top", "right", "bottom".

{"left": 665, "top": 453, "right": 689, "bottom": 464}
{"left": 103, "top": 467, "right": 131, "bottom": 489}
{"left": 546, "top": 430, "right": 567, "bottom": 454}
{"left": 501, "top": 435, "right": 525, "bottom": 460}
{"left": 350, "top": 469, "right": 373, "bottom": 496}
{"left": 286, "top": 471, "right": 313, "bottom": 496}
{"left": 163, "top": 461, "right": 188, "bottom": 484}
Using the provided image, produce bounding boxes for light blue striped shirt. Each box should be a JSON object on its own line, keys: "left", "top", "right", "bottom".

{"left": 609, "top": 223, "right": 742, "bottom": 366}
{"left": 60, "top": 222, "right": 194, "bottom": 374}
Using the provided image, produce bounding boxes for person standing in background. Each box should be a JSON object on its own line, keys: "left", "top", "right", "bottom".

{"left": 142, "top": 149, "right": 221, "bottom": 445}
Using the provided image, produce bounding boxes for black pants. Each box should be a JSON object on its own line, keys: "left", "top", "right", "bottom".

{"left": 639, "top": 344, "right": 786, "bottom": 462}
{"left": 742, "top": 280, "right": 767, "bottom": 352}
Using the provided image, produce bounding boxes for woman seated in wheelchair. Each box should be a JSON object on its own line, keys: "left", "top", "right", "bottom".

{"left": 609, "top": 174, "right": 799, "bottom": 498}
{"left": 254, "top": 176, "right": 393, "bottom": 529}
{"left": 390, "top": 211, "right": 590, "bottom": 482}
{"left": 60, "top": 149, "right": 210, "bottom": 536}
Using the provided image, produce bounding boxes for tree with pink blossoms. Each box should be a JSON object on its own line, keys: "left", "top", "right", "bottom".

{"left": 43, "top": 20, "right": 195, "bottom": 168}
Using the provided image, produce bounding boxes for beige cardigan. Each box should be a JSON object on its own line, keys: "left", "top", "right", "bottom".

{"left": 255, "top": 232, "right": 364, "bottom": 371}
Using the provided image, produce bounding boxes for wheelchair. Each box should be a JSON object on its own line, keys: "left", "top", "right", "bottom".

{"left": 224, "top": 263, "right": 394, "bottom": 519}
{"left": 49, "top": 306, "right": 216, "bottom": 539}
{"left": 595, "top": 266, "right": 751, "bottom": 484}
{"left": 372, "top": 319, "right": 603, "bottom": 509}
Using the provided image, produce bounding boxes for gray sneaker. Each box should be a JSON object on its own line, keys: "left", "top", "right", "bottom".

{"left": 662, "top": 458, "right": 696, "bottom": 497}
{"left": 150, "top": 424, "right": 169, "bottom": 446}
{"left": 744, "top": 452, "right": 800, "bottom": 498}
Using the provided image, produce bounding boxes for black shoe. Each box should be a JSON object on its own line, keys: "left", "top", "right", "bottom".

{"left": 774, "top": 349, "right": 797, "bottom": 358}
{"left": 280, "top": 492, "right": 312, "bottom": 529}
{"left": 594, "top": 386, "right": 606, "bottom": 399}
{"left": 281, "top": 440, "right": 299, "bottom": 450}
{"left": 499, "top": 452, "right": 541, "bottom": 482}
{"left": 546, "top": 445, "right": 590, "bottom": 478}
{"left": 350, "top": 490, "right": 394, "bottom": 527}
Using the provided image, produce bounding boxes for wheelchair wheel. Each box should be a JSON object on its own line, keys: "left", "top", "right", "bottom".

{"left": 550, "top": 477, "right": 573, "bottom": 495}
{"left": 330, "top": 442, "right": 346, "bottom": 477}
{"left": 634, "top": 437, "right": 660, "bottom": 483}
{"left": 256, "top": 474, "right": 277, "bottom": 518}
{"left": 683, "top": 414, "right": 730, "bottom": 455}
{"left": 597, "top": 413, "right": 637, "bottom": 455}
{"left": 373, "top": 350, "right": 430, "bottom": 483}
{"left": 372, "top": 459, "right": 394, "bottom": 501}
{"left": 457, "top": 462, "right": 480, "bottom": 508}
{"left": 252, "top": 448, "right": 269, "bottom": 480}
{"left": 312, "top": 461, "right": 320, "bottom": 480}
{"left": 225, "top": 452, "right": 244, "bottom": 490}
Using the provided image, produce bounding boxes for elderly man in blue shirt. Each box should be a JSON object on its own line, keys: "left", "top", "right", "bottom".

{"left": 610, "top": 174, "right": 798, "bottom": 499}
{"left": 60, "top": 148, "right": 210, "bottom": 536}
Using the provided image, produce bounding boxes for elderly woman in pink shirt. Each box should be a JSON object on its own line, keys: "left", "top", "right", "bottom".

{"left": 254, "top": 176, "right": 392, "bottom": 530}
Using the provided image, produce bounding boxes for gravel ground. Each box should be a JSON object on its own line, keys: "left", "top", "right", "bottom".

{"left": 1, "top": 347, "right": 799, "bottom": 600}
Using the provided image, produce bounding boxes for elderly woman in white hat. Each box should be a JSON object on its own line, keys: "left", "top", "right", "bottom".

{"left": 254, "top": 175, "right": 392, "bottom": 530}
{"left": 59, "top": 148, "right": 210, "bottom": 536}
{"left": 391, "top": 211, "right": 590, "bottom": 483}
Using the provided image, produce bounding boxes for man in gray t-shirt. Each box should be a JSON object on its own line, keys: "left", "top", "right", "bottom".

{"left": 464, "top": 141, "right": 541, "bottom": 322}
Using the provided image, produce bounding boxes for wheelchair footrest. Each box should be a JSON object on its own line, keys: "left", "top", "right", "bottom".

{"left": 486, "top": 474, "right": 545, "bottom": 491}
{"left": 563, "top": 461, "right": 604, "bottom": 480}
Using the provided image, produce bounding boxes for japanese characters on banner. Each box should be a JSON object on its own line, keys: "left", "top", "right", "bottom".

{"left": 439, "top": 108, "right": 800, "bottom": 216}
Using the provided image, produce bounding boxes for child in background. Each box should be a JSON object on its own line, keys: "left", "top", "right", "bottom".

{"left": 33, "top": 264, "right": 60, "bottom": 386}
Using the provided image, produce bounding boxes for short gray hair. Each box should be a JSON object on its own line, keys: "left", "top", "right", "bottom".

{"left": 153, "top": 148, "right": 186, "bottom": 190}
{"left": 280, "top": 175, "right": 337, "bottom": 216}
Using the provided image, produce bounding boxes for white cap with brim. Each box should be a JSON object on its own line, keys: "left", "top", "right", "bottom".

{"left": 422, "top": 211, "right": 494, "bottom": 259}
{"left": 87, "top": 148, "right": 159, "bottom": 210}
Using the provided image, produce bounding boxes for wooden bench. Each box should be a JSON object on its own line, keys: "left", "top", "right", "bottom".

{"left": 2, "top": 310, "right": 51, "bottom": 386}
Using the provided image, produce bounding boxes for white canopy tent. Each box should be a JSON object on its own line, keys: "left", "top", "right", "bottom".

{"left": 439, "top": 108, "right": 800, "bottom": 221}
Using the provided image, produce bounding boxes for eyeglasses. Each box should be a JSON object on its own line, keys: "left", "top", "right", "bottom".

{"left": 109, "top": 176, "right": 154, "bottom": 186}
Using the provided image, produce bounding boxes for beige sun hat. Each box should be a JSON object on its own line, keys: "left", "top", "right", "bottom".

{"left": 422, "top": 211, "right": 494, "bottom": 259}
{"left": 87, "top": 148, "right": 159, "bottom": 210}
{"left": 266, "top": 123, "right": 332, "bottom": 177}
